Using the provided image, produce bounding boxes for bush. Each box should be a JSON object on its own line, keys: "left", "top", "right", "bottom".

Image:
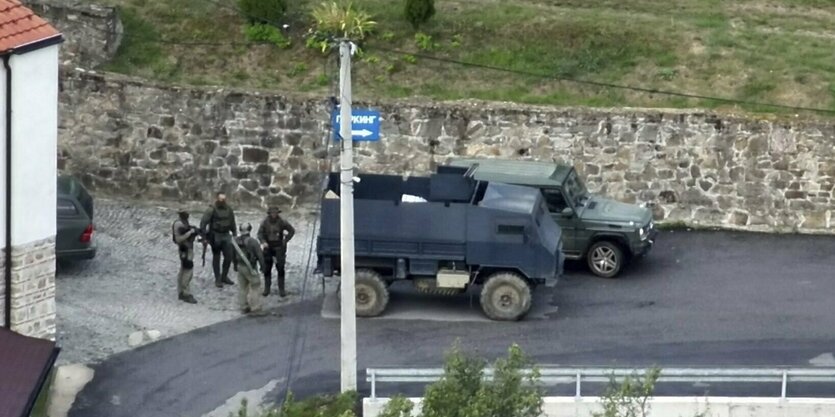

{"left": 404, "top": 0, "right": 435, "bottom": 30}
{"left": 307, "top": 1, "right": 377, "bottom": 53}
{"left": 244, "top": 23, "right": 291, "bottom": 48}
{"left": 382, "top": 343, "right": 543, "bottom": 417}
{"left": 311, "top": 1, "right": 376, "bottom": 39}
{"left": 238, "top": 0, "right": 287, "bottom": 25}
{"left": 594, "top": 368, "right": 661, "bottom": 417}
{"left": 231, "top": 391, "right": 357, "bottom": 417}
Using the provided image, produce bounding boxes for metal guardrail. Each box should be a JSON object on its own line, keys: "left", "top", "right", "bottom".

{"left": 365, "top": 367, "right": 835, "bottom": 400}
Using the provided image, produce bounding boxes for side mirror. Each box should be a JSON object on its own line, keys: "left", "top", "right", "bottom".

{"left": 560, "top": 207, "right": 573, "bottom": 217}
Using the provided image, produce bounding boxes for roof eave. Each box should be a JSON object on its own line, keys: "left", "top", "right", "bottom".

{"left": 0, "top": 33, "right": 64, "bottom": 56}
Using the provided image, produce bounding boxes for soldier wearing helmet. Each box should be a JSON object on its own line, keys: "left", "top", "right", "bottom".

{"left": 256, "top": 205, "right": 295, "bottom": 297}
{"left": 232, "top": 222, "right": 266, "bottom": 315}
{"left": 172, "top": 208, "right": 198, "bottom": 304}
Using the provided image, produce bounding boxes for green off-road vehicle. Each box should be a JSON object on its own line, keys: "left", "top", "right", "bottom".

{"left": 440, "top": 158, "right": 657, "bottom": 278}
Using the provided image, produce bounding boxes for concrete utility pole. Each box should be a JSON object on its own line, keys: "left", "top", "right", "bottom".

{"left": 338, "top": 39, "right": 357, "bottom": 393}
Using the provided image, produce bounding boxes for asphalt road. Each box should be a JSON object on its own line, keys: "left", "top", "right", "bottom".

{"left": 67, "top": 230, "right": 835, "bottom": 417}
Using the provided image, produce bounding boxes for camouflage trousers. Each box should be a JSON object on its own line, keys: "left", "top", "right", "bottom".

{"left": 177, "top": 246, "right": 194, "bottom": 297}
{"left": 237, "top": 265, "right": 262, "bottom": 313}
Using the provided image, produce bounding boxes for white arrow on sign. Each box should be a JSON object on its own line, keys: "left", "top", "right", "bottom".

{"left": 352, "top": 129, "right": 373, "bottom": 138}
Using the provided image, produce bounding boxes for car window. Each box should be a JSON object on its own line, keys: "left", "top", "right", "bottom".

{"left": 542, "top": 189, "right": 567, "bottom": 212}
{"left": 58, "top": 198, "right": 79, "bottom": 217}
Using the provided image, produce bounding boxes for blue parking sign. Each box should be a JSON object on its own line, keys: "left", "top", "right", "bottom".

{"left": 332, "top": 107, "right": 381, "bottom": 141}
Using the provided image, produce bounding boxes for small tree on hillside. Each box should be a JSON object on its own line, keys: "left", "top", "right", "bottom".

{"left": 404, "top": 0, "right": 435, "bottom": 30}
{"left": 239, "top": 0, "right": 288, "bottom": 25}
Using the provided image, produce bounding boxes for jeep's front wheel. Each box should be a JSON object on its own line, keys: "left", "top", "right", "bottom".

{"left": 587, "top": 241, "right": 624, "bottom": 278}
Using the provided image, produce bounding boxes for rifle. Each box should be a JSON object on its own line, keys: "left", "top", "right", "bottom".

{"left": 196, "top": 227, "right": 210, "bottom": 267}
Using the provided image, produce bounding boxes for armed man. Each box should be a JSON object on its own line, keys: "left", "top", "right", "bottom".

{"left": 172, "top": 208, "right": 199, "bottom": 304}
{"left": 257, "top": 205, "right": 295, "bottom": 297}
{"left": 200, "top": 192, "right": 237, "bottom": 288}
{"left": 232, "top": 223, "right": 267, "bottom": 316}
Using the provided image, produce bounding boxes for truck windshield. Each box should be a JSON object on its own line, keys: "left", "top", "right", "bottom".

{"left": 563, "top": 170, "right": 589, "bottom": 206}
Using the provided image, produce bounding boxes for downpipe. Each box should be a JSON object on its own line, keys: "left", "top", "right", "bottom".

{"left": 3, "top": 53, "right": 12, "bottom": 328}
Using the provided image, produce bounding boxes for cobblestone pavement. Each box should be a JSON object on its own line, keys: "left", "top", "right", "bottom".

{"left": 55, "top": 198, "right": 323, "bottom": 365}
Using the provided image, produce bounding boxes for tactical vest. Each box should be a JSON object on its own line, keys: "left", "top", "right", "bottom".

{"left": 263, "top": 219, "right": 285, "bottom": 245}
{"left": 172, "top": 220, "right": 187, "bottom": 245}
{"left": 210, "top": 205, "right": 235, "bottom": 233}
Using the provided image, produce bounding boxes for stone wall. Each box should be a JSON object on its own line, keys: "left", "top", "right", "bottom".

{"left": 25, "top": 0, "right": 121, "bottom": 69}
{"left": 57, "top": 68, "right": 835, "bottom": 233}
{"left": 1, "top": 238, "right": 57, "bottom": 340}
{"left": 59, "top": 70, "right": 331, "bottom": 208}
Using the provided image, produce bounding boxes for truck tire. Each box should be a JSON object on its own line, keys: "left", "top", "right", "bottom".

{"left": 480, "top": 272, "right": 532, "bottom": 321}
{"left": 355, "top": 269, "right": 389, "bottom": 317}
{"left": 587, "top": 240, "right": 623, "bottom": 278}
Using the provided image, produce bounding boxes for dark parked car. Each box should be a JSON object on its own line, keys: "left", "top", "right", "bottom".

{"left": 56, "top": 175, "right": 96, "bottom": 261}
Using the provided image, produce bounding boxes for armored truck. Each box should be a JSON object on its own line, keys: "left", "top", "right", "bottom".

{"left": 440, "top": 158, "right": 657, "bottom": 278}
{"left": 316, "top": 172, "right": 564, "bottom": 321}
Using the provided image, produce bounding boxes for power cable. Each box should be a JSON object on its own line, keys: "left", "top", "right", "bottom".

{"left": 73, "top": 0, "right": 835, "bottom": 114}
{"left": 365, "top": 46, "right": 835, "bottom": 115}
{"left": 279, "top": 52, "right": 340, "bottom": 408}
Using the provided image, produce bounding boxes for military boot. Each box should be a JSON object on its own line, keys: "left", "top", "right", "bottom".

{"left": 179, "top": 293, "right": 198, "bottom": 304}
{"left": 278, "top": 275, "right": 286, "bottom": 297}
{"left": 262, "top": 279, "right": 271, "bottom": 297}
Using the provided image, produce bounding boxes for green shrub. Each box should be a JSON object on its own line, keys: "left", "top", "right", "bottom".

{"left": 383, "top": 343, "right": 543, "bottom": 417}
{"left": 404, "top": 0, "right": 435, "bottom": 30}
{"left": 311, "top": 1, "right": 377, "bottom": 40}
{"left": 244, "top": 23, "right": 291, "bottom": 48}
{"left": 238, "top": 0, "right": 287, "bottom": 25}
{"left": 594, "top": 368, "right": 660, "bottom": 417}
{"left": 306, "top": 1, "right": 377, "bottom": 53}
{"left": 230, "top": 391, "right": 357, "bottom": 417}
{"left": 414, "top": 32, "right": 436, "bottom": 51}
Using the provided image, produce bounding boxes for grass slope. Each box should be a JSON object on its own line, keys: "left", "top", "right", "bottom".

{"left": 101, "top": 0, "right": 835, "bottom": 115}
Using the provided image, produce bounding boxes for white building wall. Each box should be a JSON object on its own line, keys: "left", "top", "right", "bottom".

{"left": 0, "top": 43, "right": 60, "bottom": 339}
{"left": 0, "top": 61, "right": 7, "bottom": 247}
{"left": 10, "top": 45, "right": 59, "bottom": 246}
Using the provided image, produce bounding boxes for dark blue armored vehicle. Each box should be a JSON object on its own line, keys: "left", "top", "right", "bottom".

{"left": 316, "top": 172, "right": 564, "bottom": 321}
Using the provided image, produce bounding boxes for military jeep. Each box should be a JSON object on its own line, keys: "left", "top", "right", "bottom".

{"left": 440, "top": 158, "right": 657, "bottom": 278}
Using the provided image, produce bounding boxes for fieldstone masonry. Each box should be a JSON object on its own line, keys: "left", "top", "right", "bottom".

{"left": 59, "top": 70, "right": 331, "bottom": 207}
{"left": 57, "top": 68, "right": 835, "bottom": 234}
{"left": 35, "top": 0, "right": 835, "bottom": 234}
{"left": 0, "top": 238, "right": 57, "bottom": 340}
{"left": 25, "top": 0, "right": 121, "bottom": 69}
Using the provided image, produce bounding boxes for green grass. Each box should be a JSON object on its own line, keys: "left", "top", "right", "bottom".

{"left": 96, "top": 0, "right": 835, "bottom": 116}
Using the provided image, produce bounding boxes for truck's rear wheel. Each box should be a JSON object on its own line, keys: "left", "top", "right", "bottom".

{"left": 587, "top": 241, "right": 623, "bottom": 278}
{"left": 480, "top": 272, "right": 532, "bottom": 321}
{"left": 355, "top": 269, "right": 389, "bottom": 317}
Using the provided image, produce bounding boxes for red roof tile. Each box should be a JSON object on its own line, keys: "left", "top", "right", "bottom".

{"left": 0, "top": 0, "right": 60, "bottom": 54}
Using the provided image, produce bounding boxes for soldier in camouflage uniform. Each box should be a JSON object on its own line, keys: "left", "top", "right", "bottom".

{"left": 257, "top": 206, "right": 295, "bottom": 297}
{"left": 172, "top": 208, "right": 198, "bottom": 304}
{"left": 200, "top": 192, "right": 237, "bottom": 288}
{"left": 232, "top": 223, "right": 266, "bottom": 315}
